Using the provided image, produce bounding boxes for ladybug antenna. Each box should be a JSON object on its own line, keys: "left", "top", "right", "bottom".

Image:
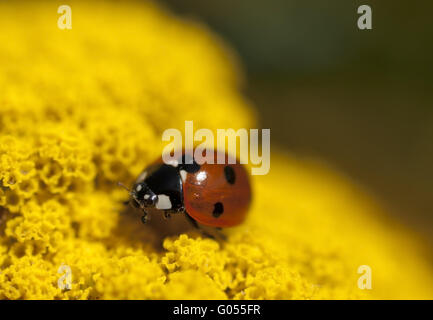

{"left": 117, "top": 181, "right": 131, "bottom": 193}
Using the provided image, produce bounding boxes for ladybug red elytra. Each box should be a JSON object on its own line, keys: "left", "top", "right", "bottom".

{"left": 123, "top": 149, "right": 251, "bottom": 234}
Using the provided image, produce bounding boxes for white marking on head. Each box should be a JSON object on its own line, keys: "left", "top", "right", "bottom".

{"left": 180, "top": 170, "right": 187, "bottom": 183}
{"left": 136, "top": 184, "right": 142, "bottom": 192}
{"left": 167, "top": 160, "right": 179, "bottom": 167}
{"left": 135, "top": 171, "right": 147, "bottom": 183}
{"left": 143, "top": 194, "right": 150, "bottom": 200}
{"left": 155, "top": 194, "right": 172, "bottom": 210}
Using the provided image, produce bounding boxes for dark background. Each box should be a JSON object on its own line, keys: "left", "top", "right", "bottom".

{"left": 161, "top": 0, "right": 433, "bottom": 242}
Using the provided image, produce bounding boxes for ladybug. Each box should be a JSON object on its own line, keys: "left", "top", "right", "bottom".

{"left": 122, "top": 149, "right": 251, "bottom": 235}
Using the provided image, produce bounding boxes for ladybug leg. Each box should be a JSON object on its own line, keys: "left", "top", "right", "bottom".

{"left": 184, "top": 214, "right": 216, "bottom": 240}
{"left": 215, "top": 227, "right": 227, "bottom": 241}
{"left": 141, "top": 211, "right": 148, "bottom": 224}
{"left": 165, "top": 206, "right": 184, "bottom": 214}
{"left": 173, "top": 206, "right": 185, "bottom": 214}
{"left": 163, "top": 206, "right": 184, "bottom": 219}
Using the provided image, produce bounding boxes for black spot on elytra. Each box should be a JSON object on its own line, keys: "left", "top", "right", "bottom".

{"left": 179, "top": 154, "right": 201, "bottom": 173}
{"left": 224, "top": 166, "right": 236, "bottom": 184}
{"left": 212, "top": 202, "right": 224, "bottom": 218}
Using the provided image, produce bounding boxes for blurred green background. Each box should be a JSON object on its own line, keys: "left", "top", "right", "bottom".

{"left": 161, "top": 0, "right": 433, "bottom": 242}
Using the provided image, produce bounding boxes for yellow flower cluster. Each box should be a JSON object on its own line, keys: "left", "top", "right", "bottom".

{"left": 0, "top": 1, "right": 432, "bottom": 299}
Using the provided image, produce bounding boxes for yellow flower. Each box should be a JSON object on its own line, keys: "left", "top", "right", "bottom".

{"left": 0, "top": 0, "right": 432, "bottom": 299}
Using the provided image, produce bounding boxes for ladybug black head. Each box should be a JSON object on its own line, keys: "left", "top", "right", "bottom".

{"left": 131, "top": 182, "right": 158, "bottom": 208}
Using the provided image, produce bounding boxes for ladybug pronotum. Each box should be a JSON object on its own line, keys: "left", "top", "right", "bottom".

{"left": 123, "top": 149, "right": 251, "bottom": 236}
